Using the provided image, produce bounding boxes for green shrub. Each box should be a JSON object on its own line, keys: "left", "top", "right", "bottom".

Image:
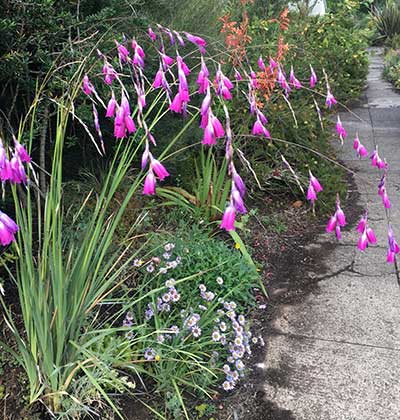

{"left": 372, "top": 0, "right": 400, "bottom": 40}
{"left": 224, "top": 4, "right": 368, "bottom": 210}
{"left": 116, "top": 228, "right": 260, "bottom": 418}
{"left": 383, "top": 48, "right": 400, "bottom": 87}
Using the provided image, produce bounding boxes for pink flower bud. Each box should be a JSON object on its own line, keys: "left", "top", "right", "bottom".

{"left": 202, "top": 124, "right": 216, "bottom": 146}
{"left": 153, "top": 67, "right": 164, "bottom": 88}
{"left": 235, "top": 70, "right": 243, "bottom": 81}
{"left": 232, "top": 165, "right": 246, "bottom": 197}
{"left": 82, "top": 75, "right": 94, "bottom": 95}
{"left": 306, "top": 184, "right": 317, "bottom": 202}
{"left": 10, "top": 156, "right": 27, "bottom": 184}
{"left": 289, "top": 66, "right": 302, "bottom": 89}
{"left": 143, "top": 170, "right": 156, "bottom": 195}
{"left": 141, "top": 144, "right": 149, "bottom": 171}
{"left": 336, "top": 116, "right": 347, "bottom": 139}
{"left": 0, "top": 211, "right": 18, "bottom": 234}
{"left": 106, "top": 92, "right": 117, "bottom": 117}
{"left": 366, "top": 227, "right": 377, "bottom": 244}
{"left": 269, "top": 57, "right": 278, "bottom": 69}
{"left": 185, "top": 32, "right": 207, "bottom": 48}
{"left": 326, "top": 215, "right": 337, "bottom": 233}
{"left": 326, "top": 90, "right": 337, "bottom": 108}
{"left": 148, "top": 27, "right": 157, "bottom": 41}
{"left": 258, "top": 56, "right": 266, "bottom": 71}
{"left": 220, "top": 205, "right": 236, "bottom": 231}
{"left": 231, "top": 188, "right": 247, "bottom": 214}
{"left": 310, "top": 65, "right": 317, "bottom": 88}
{"left": 161, "top": 54, "right": 174, "bottom": 69}
{"left": 150, "top": 157, "right": 169, "bottom": 181}
{"left": 124, "top": 115, "right": 136, "bottom": 134}
{"left": 358, "top": 231, "right": 368, "bottom": 251}
{"left": 211, "top": 115, "right": 225, "bottom": 138}
{"left": 14, "top": 140, "right": 31, "bottom": 163}
{"left": 387, "top": 250, "right": 395, "bottom": 263}
{"left": 0, "top": 219, "right": 16, "bottom": 246}
{"left": 357, "top": 217, "right": 367, "bottom": 234}
{"left": 335, "top": 225, "right": 342, "bottom": 241}
{"left": 309, "top": 172, "right": 323, "bottom": 193}
{"left": 336, "top": 206, "right": 346, "bottom": 227}
{"left": 0, "top": 160, "right": 12, "bottom": 181}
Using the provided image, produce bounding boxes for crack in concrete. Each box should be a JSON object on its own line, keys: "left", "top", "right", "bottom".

{"left": 314, "top": 260, "right": 356, "bottom": 282}
{"left": 315, "top": 258, "right": 399, "bottom": 279}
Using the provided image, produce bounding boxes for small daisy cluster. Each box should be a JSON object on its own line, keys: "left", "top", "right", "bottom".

{"left": 190, "top": 278, "right": 265, "bottom": 391}
{"left": 142, "top": 278, "right": 181, "bottom": 322}
{"left": 124, "top": 243, "right": 184, "bottom": 348}
{"left": 211, "top": 299, "right": 255, "bottom": 391}
{"left": 122, "top": 311, "right": 135, "bottom": 339}
{"left": 183, "top": 312, "right": 202, "bottom": 337}
{"left": 128, "top": 241, "right": 264, "bottom": 392}
{"left": 144, "top": 243, "right": 182, "bottom": 274}
{"left": 199, "top": 283, "right": 215, "bottom": 302}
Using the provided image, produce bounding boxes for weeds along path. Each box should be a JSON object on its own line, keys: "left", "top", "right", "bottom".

{"left": 261, "top": 47, "right": 400, "bottom": 420}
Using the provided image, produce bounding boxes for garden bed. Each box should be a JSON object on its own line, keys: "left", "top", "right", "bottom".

{"left": 0, "top": 1, "right": 371, "bottom": 419}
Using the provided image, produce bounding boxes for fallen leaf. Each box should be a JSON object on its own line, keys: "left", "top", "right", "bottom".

{"left": 292, "top": 200, "right": 303, "bottom": 208}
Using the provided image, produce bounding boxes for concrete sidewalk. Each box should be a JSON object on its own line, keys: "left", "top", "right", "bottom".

{"left": 262, "top": 48, "right": 400, "bottom": 420}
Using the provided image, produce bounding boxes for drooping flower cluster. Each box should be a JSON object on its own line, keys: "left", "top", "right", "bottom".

{"left": 102, "top": 59, "right": 117, "bottom": 85}
{"left": 325, "top": 87, "right": 337, "bottom": 108}
{"left": 105, "top": 93, "right": 137, "bottom": 139}
{"left": 370, "top": 146, "right": 386, "bottom": 169}
{"left": 0, "top": 137, "right": 29, "bottom": 246}
{"left": 306, "top": 171, "right": 323, "bottom": 203}
{"left": 335, "top": 116, "right": 347, "bottom": 144}
{"left": 378, "top": 172, "right": 391, "bottom": 209}
{"left": 215, "top": 65, "right": 234, "bottom": 101}
{"left": 251, "top": 108, "right": 270, "bottom": 139}
{"left": 326, "top": 196, "right": 346, "bottom": 240}
{"left": 357, "top": 211, "right": 377, "bottom": 251}
{"left": 220, "top": 163, "right": 247, "bottom": 231}
{"left": 289, "top": 66, "right": 302, "bottom": 89}
{"left": 141, "top": 143, "right": 170, "bottom": 196}
{"left": 200, "top": 89, "right": 225, "bottom": 146}
{"left": 0, "top": 211, "right": 19, "bottom": 246}
{"left": 387, "top": 225, "right": 400, "bottom": 263}
{"left": 0, "top": 138, "right": 30, "bottom": 184}
{"left": 85, "top": 22, "right": 392, "bottom": 248}
{"left": 353, "top": 134, "right": 368, "bottom": 158}
{"left": 170, "top": 54, "right": 191, "bottom": 114}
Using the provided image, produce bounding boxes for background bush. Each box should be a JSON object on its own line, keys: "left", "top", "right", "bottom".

{"left": 0, "top": 1, "right": 372, "bottom": 418}
{"left": 218, "top": 2, "right": 369, "bottom": 210}
{"left": 383, "top": 32, "right": 400, "bottom": 88}
{"left": 371, "top": 0, "right": 400, "bottom": 40}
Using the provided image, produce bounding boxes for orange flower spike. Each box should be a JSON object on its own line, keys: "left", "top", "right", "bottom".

{"left": 279, "top": 8, "right": 290, "bottom": 31}
{"left": 219, "top": 5, "right": 252, "bottom": 64}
